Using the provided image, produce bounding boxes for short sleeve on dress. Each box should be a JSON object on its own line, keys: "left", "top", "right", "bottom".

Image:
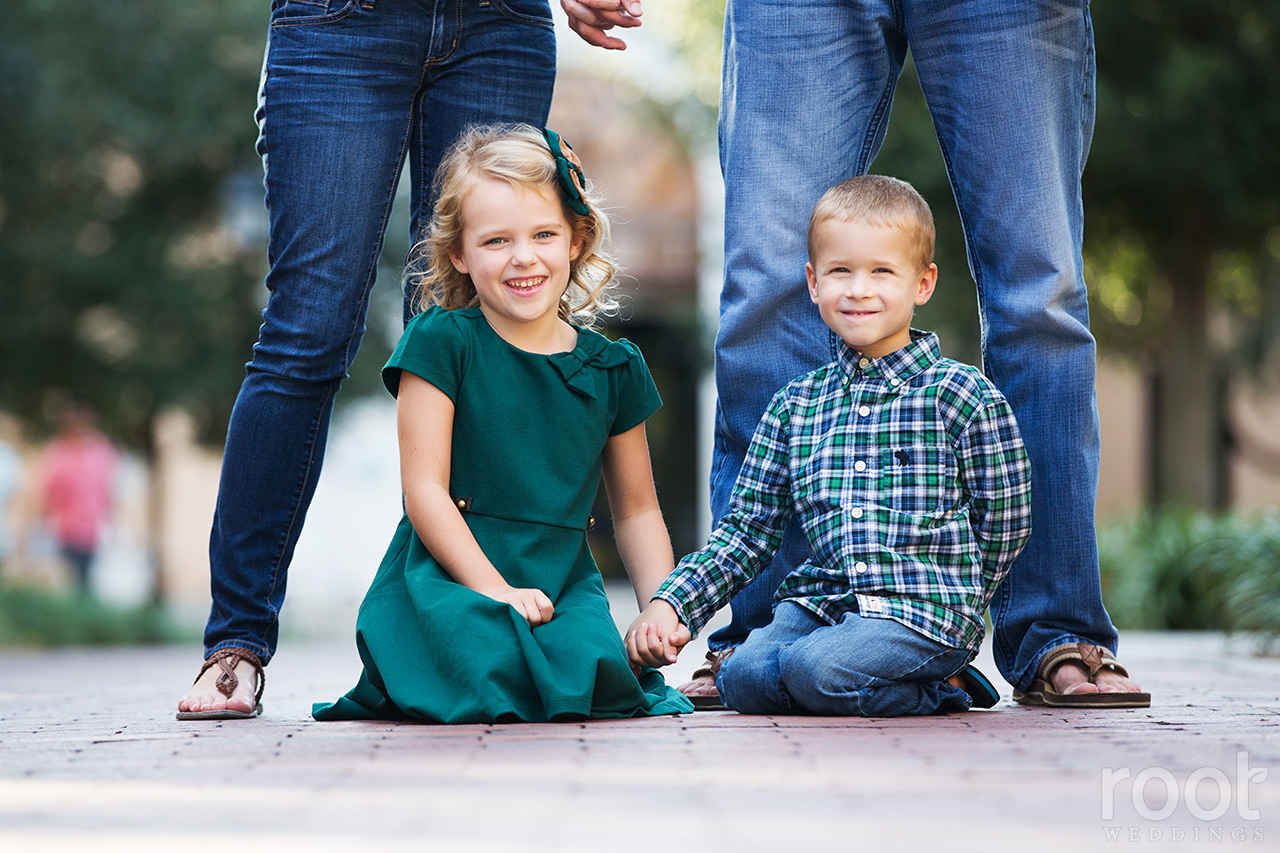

{"left": 382, "top": 306, "right": 469, "bottom": 401}
{"left": 610, "top": 338, "right": 662, "bottom": 436}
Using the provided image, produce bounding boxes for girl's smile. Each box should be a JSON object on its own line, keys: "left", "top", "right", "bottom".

{"left": 505, "top": 275, "right": 546, "bottom": 292}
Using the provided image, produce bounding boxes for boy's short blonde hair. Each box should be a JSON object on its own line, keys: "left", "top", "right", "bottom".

{"left": 807, "top": 175, "right": 935, "bottom": 271}
{"left": 407, "top": 124, "right": 617, "bottom": 324}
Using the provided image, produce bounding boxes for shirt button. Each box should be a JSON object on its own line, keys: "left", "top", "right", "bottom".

{"left": 854, "top": 460, "right": 867, "bottom": 472}
{"left": 858, "top": 405, "right": 871, "bottom": 417}
{"left": 858, "top": 357, "right": 870, "bottom": 369}
{"left": 890, "top": 378, "right": 900, "bottom": 387}
{"left": 850, "top": 507, "right": 863, "bottom": 519}
{"left": 855, "top": 561, "right": 869, "bottom": 573}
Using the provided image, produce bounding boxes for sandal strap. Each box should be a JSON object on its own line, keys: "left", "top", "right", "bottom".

{"left": 709, "top": 648, "right": 735, "bottom": 678}
{"left": 1038, "top": 642, "right": 1130, "bottom": 683}
{"left": 689, "top": 650, "right": 720, "bottom": 680}
{"left": 690, "top": 649, "right": 737, "bottom": 680}
{"left": 193, "top": 648, "right": 265, "bottom": 704}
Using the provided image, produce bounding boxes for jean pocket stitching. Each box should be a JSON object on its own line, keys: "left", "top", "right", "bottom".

{"left": 271, "top": 0, "right": 361, "bottom": 29}
{"left": 488, "top": 0, "right": 554, "bottom": 28}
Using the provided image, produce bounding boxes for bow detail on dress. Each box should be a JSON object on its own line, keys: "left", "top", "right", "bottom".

{"left": 549, "top": 337, "right": 633, "bottom": 399}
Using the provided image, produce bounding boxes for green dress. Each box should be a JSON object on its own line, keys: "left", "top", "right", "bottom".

{"left": 313, "top": 307, "right": 693, "bottom": 723}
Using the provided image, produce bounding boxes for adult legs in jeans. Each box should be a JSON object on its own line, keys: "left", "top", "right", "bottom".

{"left": 701, "top": 0, "right": 868, "bottom": 666}
{"left": 180, "top": 0, "right": 555, "bottom": 715}
{"left": 717, "top": 602, "right": 973, "bottom": 717}
{"left": 704, "top": 0, "right": 1140, "bottom": 699}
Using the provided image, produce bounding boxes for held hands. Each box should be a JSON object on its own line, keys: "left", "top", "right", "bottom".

{"left": 486, "top": 585, "right": 555, "bottom": 626}
{"left": 625, "top": 599, "right": 690, "bottom": 670}
{"left": 560, "top": 0, "right": 643, "bottom": 51}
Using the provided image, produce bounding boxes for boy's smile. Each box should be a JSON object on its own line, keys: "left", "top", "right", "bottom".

{"left": 805, "top": 218, "right": 937, "bottom": 359}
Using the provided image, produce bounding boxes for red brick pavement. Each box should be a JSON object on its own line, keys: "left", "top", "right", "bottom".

{"left": 1, "top": 633, "right": 1277, "bottom": 851}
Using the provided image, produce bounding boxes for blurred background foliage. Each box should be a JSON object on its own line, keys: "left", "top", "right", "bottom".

{"left": 1, "top": 1, "right": 267, "bottom": 451}
{"left": 1098, "top": 510, "right": 1280, "bottom": 649}
{"left": 0, "top": 584, "right": 183, "bottom": 646}
{"left": 2, "top": 0, "right": 1279, "bottom": 642}
{"left": 1086, "top": 1, "right": 1280, "bottom": 509}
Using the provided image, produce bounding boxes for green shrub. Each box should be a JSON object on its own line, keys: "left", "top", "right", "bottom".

{"left": 1098, "top": 509, "right": 1280, "bottom": 645}
{"left": 0, "top": 583, "right": 183, "bottom": 646}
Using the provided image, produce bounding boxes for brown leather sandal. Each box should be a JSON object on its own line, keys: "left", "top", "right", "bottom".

{"left": 1013, "top": 642, "right": 1150, "bottom": 708}
{"left": 678, "top": 649, "right": 733, "bottom": 711}
{"left": 176, "top": 648, "right": 265, "bottom": 720}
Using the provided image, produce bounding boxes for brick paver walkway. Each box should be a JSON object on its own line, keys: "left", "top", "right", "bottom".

{"left": 2, "top": 632, "right": 1277, "bottom": 851}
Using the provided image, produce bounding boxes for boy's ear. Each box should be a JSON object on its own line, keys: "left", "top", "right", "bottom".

{"left": 913, "top": 263, "right": 938, "bottom": 306}
{"left": 805, "top": 262, "right": 820, "bottom": 304}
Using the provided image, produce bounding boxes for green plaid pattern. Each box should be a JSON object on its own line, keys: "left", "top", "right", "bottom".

{"left": 657, "top": 331, "right": 1032, "bottom": 650}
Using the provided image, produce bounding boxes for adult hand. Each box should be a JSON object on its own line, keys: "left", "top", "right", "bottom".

{"left": 488, "top": 586, "right": 555, "bottom": 626}
{"left": 561, "top": 0, "right": 643, "bottom": 51}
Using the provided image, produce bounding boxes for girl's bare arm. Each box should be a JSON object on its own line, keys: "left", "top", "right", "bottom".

{"left": 602, "top": 423, "right": 690, "bottom": 665}
{"left": 600, "top": 422, "right": 674, "bottom": 607}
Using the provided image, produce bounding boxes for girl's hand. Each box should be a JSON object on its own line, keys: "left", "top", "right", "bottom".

{"left": 487, "top": 586, "right": 555, "bottom": 626}
{"left": 625, "top": 600, "right": 690, "bottom": 669}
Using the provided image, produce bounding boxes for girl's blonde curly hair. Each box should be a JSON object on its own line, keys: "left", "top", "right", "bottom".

{"left": 407, "top": 124, "right": 618, "bottom": 325}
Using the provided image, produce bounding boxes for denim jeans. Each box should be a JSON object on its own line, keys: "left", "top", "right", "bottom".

{"left": 203, "top": 0, "right": 556, "bottom": 663}
{"left": 707, "top": 0, "right": 1118, "bottom": 692}
{"left": 717, "top": 602, "right": 973, "bottom": 716}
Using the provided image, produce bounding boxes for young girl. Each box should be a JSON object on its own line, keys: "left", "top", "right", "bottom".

{"left": 313, "top": 125, "right": 693, "bottom": 723}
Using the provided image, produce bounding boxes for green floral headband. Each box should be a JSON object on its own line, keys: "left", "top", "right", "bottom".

{"left": 542, "top": 128, "right": 590, "bottom": 216}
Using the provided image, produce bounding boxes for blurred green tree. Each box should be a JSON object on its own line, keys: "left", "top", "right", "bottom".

{"left": 0, "top": 0, "right": 268, "bottom": 450}
{"left": 1085, "top": 0, "right": 1280, "bottom": 509}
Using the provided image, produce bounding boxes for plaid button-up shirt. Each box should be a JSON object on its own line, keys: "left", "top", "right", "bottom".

{"left": 656, "top": 331, "right": 1032, "bottom": 650}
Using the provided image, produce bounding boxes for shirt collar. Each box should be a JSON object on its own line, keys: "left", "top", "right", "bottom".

{"left": 837, "top": 329, "right": 941, "bottom": 386}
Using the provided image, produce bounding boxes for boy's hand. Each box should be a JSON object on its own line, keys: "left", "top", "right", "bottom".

{"left": 626, "top": 600, "right": 690, "bottom": 669}
{"left": 486, "top": 586, "right": 555, "bottom": 626}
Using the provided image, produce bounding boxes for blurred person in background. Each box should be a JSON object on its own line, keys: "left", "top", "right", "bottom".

{"left": 36, "top": 401, "right": 119, "bottom": 593}
{"left": 0, "top": 413, "right": 25, "bottom": 577}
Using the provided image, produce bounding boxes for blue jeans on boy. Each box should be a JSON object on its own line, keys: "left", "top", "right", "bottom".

{"left": 203, "top": 0, "right": 556, "bottom": 663}
{"left": 717, "top": 602, "right": 974, "bottom": 717}
{"left": 707, "top": 0, "right": 1118, "bottom": 692}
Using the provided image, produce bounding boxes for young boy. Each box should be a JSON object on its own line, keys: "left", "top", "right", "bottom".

{"left": 628, "top": 175, "right": 1032, "bottom": 716}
